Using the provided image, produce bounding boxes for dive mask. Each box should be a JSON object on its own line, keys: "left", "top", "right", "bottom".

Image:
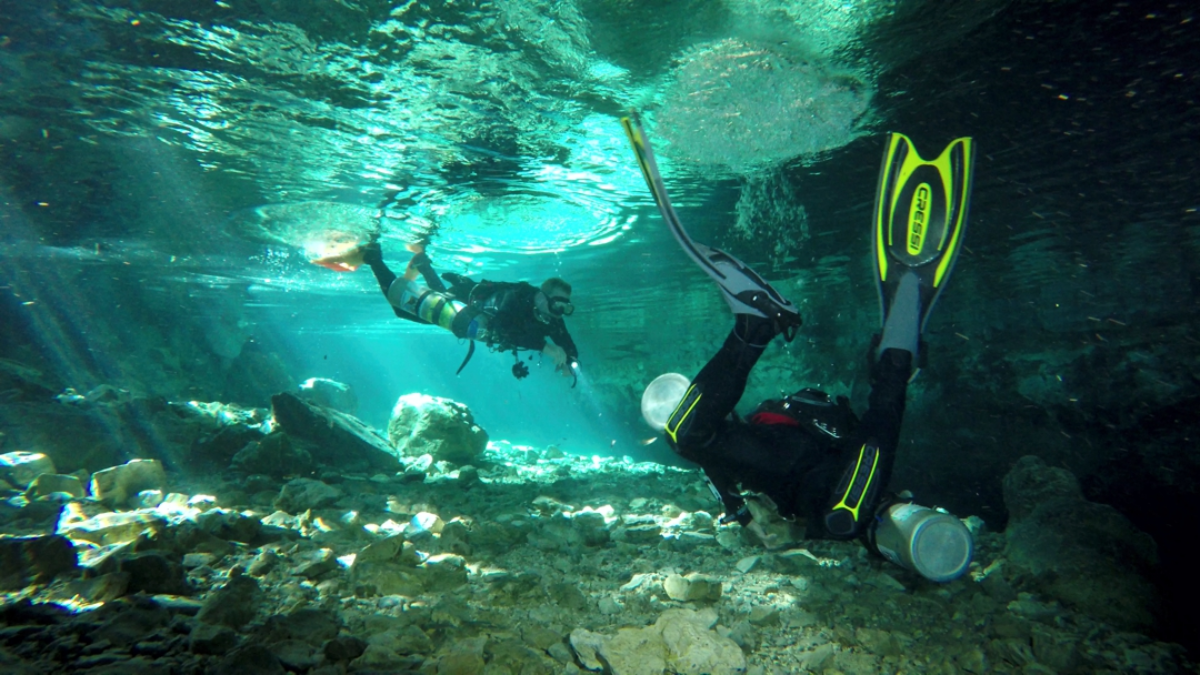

{"left": 548, "top": 295, "right": 574, "bottom": 317}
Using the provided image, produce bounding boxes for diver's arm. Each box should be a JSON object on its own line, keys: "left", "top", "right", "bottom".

{"left": 547, "top": 321, "right": 579, "bottom": 362}
{"left": 703, "top": 469, "right": 751, "bottom": 527}
{"left": 541, "top": 342, "right": 572, "bottom": 377}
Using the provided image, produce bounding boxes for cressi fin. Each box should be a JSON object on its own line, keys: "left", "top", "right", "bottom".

{"left": 873, "top": 132, "right": 974, "bottom": 333}
{"left": 620, "top": 112, "right": 802, "bottom": 341}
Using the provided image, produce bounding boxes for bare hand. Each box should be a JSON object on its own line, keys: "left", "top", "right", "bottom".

{"left": 543, "top": 344, "right": 572, "bottom": 376}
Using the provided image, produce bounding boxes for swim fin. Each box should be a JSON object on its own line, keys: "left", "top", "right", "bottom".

{"left": 873, "top": 132, "right": 974, "bottom": 335}
{"left": 311, "top": 244, "right": 367, "bottom": 272}
{"left": 620, "top": 112, "right": 802, "bottom": 341}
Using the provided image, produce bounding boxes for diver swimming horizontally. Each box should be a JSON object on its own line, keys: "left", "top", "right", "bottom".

{"left": 626, "top": 112, "right": 977, "bottom": 582}
{"left": 313, "top": 240, "right": 579, "bottom": 381}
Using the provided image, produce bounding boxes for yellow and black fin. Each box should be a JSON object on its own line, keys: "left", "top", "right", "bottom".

{"left": 873, "top": 133, "right": 975, "bottom": 332}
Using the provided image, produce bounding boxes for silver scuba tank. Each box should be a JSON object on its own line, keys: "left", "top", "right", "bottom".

{"left": 871, "top": 502, "right": 973, "bottom": 582}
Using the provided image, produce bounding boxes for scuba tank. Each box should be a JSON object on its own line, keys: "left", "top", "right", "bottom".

{"left": 869, "top": 497, "right": 974, "bottom": 582}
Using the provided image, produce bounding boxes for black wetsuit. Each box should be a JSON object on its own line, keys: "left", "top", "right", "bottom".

{"left": 443, "top": 274, "right": 578, "bottom": 361}
{"left": 366, "top": 252, "right": 578, "bottom": 362}
{"left": 667, "top": 315, "right": 910, "bottom": 540}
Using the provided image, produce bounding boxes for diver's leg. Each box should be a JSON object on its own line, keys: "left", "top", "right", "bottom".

{"left": 877, "top": 272, "right": 920, "bottom": 357}
{"left": 408, "top": 251, "right": 448, "bottom": 293}
{"left": 665, "top": 314, "right": 778, "bottom": 449}
{"left": 820, "top": 272, "right": 920, "bottom": 539}
{"left": 804, "top": 347, "right": 910, "bottom": 540}
{"left": 359, "top": 243, "right": 413, "bottom": 320}
{"left": 361, "top": 242, "right": 395, "bottom": 296}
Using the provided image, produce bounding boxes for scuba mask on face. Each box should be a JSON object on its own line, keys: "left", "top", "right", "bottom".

{"left": 548, "top": 295, "right": 574, "bottom": 317}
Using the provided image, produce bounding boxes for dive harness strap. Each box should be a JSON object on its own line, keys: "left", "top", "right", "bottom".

{"left": 455, "top": 341, "right": 476, "bottom": 375}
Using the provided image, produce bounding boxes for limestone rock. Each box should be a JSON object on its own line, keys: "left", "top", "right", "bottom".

{"left": 439, "top": 519, "right": 472, "bottom": 556}
{"left": 572, "top": 510, "right": 612, "bottom": 547}
{"left": 121, "top": 550, "right": 191, "bottom": 595}
{"left": 1002, "top": 454, "right": 1084, "bottom": 521}
{"left": 0, "top": 534, "right": 78, "bottom": 590}
{"left": 196, "top": 509, "right": 262, "bottom": 543}
{"left": 216, "top": 644, "right": 286, "bottom": 675}
{"left": 264, "top": 608, "right": 341, "bottom": 644}
{"left": 658, "top": 608, "right": 746, "bottom": 675}
{"left": 368, "top": 625, "right": 435, "bottom": 655}
{"left": 90, "top": 459, "right": 167, "bottom": 507}
{"left": 275, "top": 478, "right": 342, "bottom": 513}
{"left": 247, "top": 549, "right": 280, "bottom": 576}
{"left": 23, "top": 473, "right": 85, "bottom": 502}
{"left": 569, "top": 628, "right": 607, "bottom": 670}
{"left": 569, "top": 608, "right": 744, "bottom": 675}
{"left": 0, "top": 451, "right": 56, "bottom": 488}
{"left": 191, "top": 622, "right": 240, "bottom": 654}
{"left": 357, "top": 535, "right": 423, "bottom": 566}
{"left": 89, "top": 599, "right": 171, "bottom": 648}
{"left": 231, "top": 431, "right": 313, "bottom": 478}
{"left": 420, "top": 553, "right": 469, "bottom": 592}
{"left": 351, "top": 561, "right": 424, "bottom": 597}
{"left": 436, "top": 636, "right": 488, "bottom": 675}
{"left": 270, "top": 392, "right": 399, "bottom": 472}
{"left": 387, "top": 393, "right": 488, "bottom": 465}
{"left": 298, "top": 377, "right": 359, "bottom": 415}
{"left": 291, "top": 547, "right": 338, "bottom": 579}
{"left": 663, "top": 573, "right": 722, "bottom": 602}
{"left": 735, "top": 556, "right": 759, "bottom": 573}
{"left": 57, "top": 511, "right": 166, "bottom": 547}
{"left": 352, "top": 644, "right": 424, "bottom": 671}
{"left": 1002, "top": 455, "right": 1159, "bottom": 630}
{"left": 197, "top": 574, "right": 263, "bottom": 629}
{"left": 324, "top": 635, "right": 368, "bottom": 662}
{"left": 270, "top": 640, "right": 321, "bottom": 671}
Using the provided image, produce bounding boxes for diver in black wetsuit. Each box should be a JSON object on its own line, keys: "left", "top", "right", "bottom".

{"left": 662, "top": 314, "right": 912, "bottom": 545}
{"left": 359, "top": 241, "right": 579, "bottom": 379}
{"left": 628, "top": 113, "right": 975, "bottom": 576}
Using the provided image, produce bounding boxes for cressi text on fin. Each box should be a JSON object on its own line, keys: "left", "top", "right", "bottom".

{"left": 873, "top": 132, "right": 975, "bottom": 331}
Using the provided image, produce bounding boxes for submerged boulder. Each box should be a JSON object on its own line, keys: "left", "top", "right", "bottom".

{"left": 1002, "top": 455, "right": 1159, "bottom": 630}
{"left": 231, "top": 431, "right": 314, "bottom": 478}
{"left": 269, "top": 392, "right": 399, "bottom": 473}
{"left": 0, "top": 451, "right": 56, "bottom": 488}
{"left": 0, "top": 534, "right": 78, "bottom": 590}
{"left": 90, "top": 459, "right": 168, "bottom": 508}
{"left": 387, "top": 394, "right": 488, "bottom": 466}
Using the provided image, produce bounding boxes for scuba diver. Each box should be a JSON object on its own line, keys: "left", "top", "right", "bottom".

{"left": 314, "top": 241, "right": 579, "bottom": 380}
{"left": 625, "top": 113, "right": 976, "bottom": 582}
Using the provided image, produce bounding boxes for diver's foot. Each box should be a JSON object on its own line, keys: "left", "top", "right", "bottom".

{"left": 405, "top": 241, "right": 426, "bottom": 255}
{"left": 359, "top": 241, "right": 383, "bottom": 265}
{"left": 703, "top": 246, "right": 802, "bottom": 340}
{"left": 721, "top": 287, "right": 803, "bottom": 338}
{"left": 734, "top": 314, "right": 779, "bottom": 348}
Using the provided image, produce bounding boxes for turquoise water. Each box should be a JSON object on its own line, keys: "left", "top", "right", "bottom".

{"left": 3, "top": 0, "right": 1200, "bottom": 650}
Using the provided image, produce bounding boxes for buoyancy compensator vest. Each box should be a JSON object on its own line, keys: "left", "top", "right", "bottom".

{"left": 748, "top": 388, "right": 858, "bottom": 442}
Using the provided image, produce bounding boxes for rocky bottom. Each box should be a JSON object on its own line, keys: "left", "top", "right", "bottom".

{"left": 0, "top": 442, "right": 1194, "bottom": 675}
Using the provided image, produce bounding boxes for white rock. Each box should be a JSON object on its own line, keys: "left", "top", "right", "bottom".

{"left": 0, "top": 452, "right": 57, "bottom": 488}
{"left": 90, "top": 459, "right": 167, "bottom": 507}
{"left": 735, "top": 556, "right": 759, "bottom": 574}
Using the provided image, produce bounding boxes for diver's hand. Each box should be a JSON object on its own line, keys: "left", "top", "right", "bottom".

{"left": 746, "top": 520, "right": 782, "bottom": 550}
{"left": 543, "top": 343, "right": 571, "bottom": 376}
